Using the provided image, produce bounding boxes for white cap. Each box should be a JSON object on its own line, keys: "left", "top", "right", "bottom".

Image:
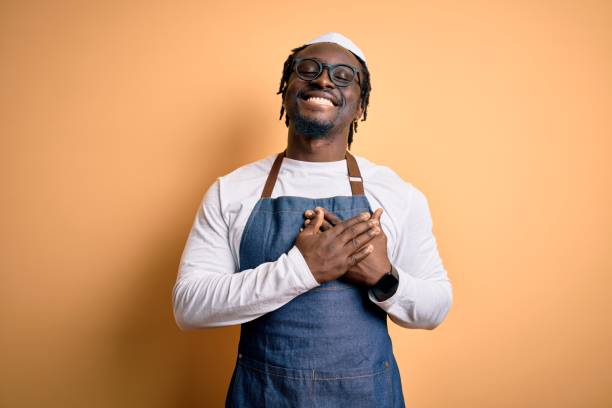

{"left": 304, "top": 32, "right": 367, "bottom": 64}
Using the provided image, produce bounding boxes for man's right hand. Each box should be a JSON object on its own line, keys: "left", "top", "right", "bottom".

{"left": 295, "top": 207, "right": 381, "bottom": 284}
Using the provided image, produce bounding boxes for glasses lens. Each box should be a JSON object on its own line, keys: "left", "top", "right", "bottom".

{"left": 331, "top": 65, "right": 355, "bottom": 86}
{"left": 296, "top": 59, "right": 320, "bottom": 80}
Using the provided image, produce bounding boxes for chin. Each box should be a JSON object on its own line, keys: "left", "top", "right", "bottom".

{"left": 291, "top": 113, "right": 334, "bottom": 139}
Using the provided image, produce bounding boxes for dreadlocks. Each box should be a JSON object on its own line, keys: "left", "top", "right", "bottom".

{"left": 276, "top": 45, "right": 372, "bottom": 149}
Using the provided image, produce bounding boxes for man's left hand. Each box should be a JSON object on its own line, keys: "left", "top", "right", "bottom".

{"left": 303, "top": 207, "right": 391, "bottom": 287}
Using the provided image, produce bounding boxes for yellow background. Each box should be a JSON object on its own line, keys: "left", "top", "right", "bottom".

{"left": 1, "top": 1, "right": 611, "bottom": 407}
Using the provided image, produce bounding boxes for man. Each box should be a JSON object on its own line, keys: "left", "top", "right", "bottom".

{"left": 173, "top": 32, "right": 453, "bottom": 407}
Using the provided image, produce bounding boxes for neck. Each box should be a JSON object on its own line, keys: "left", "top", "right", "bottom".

{"left": 286, "top": 127, "right": 348, "bottom": 162}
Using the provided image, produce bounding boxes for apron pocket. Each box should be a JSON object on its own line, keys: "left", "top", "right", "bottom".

{"left": 227, "top": 354, "right": 393, "bottom": 407}
{"left": 314, "top": 360, "right": 393, "bottom": 407}
{"left": 226, "top": 354, "right": 313, "bottom": 407}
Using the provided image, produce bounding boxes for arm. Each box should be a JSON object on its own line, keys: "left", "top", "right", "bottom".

{"left": 172, "top": 180, "right": 319, "bottom": 330}
{"left": 368, "top": 188, "right": 453, "bottom": 330}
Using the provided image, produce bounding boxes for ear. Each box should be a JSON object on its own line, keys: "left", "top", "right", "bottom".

{"left": 355, "top": 102, "right": 364, "bottom": 121}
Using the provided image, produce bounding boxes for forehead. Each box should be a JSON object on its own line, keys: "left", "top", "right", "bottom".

{"left": 295, "top": 42, "right": 361, "bottom": 66}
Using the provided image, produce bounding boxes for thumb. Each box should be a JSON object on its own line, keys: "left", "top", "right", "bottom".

{"left": 372, "top": 208, "right": 384, "bottom": 221}
{"left": 302, "top": 207, "right": 324, "bottom": 235}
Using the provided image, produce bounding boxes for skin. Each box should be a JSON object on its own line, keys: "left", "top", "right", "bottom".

{"left": 297, "top": 208, "right": 380, "bottom": 284}
{"left": 283, "top": 42, "right": 363, "bottom": 162}
{"left": 286, "top": 42, "right": 392, "bottom": 286}
{"left": 303, "top": 207, "right": 391, "bottom": 287}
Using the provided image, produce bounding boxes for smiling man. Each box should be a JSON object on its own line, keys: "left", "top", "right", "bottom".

{"left": 173, "top": 32, "right": 453, "bottom": 407}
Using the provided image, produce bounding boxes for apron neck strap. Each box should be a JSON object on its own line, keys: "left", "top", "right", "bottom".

{"left": 260, "top": 150, "right": 365, "bottom": 198}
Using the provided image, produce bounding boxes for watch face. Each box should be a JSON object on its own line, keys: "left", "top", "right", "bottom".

{"left": 377, "top": 273, "right": 399, "bottom": 292}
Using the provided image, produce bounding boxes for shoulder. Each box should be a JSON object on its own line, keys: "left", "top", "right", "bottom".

{"left": 354, "top": 154, "right": 429, "bottom": 222}
{"left": 355, "top": 155, "right": 417, "bottom": 199}
{"left": 212, "top": 153, "right": 277, "bottom": 208}
{"left": 219, "top": 154, "right": 277, "bottom": 184}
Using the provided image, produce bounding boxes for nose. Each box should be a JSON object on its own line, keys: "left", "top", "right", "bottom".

{"left": 311, "top": 66, "right": 335, "bottom": 88}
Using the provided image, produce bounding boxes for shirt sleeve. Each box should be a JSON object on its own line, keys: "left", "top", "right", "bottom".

{"left": 172, "top": 180, "right": 320, "bottom": 330}
{"left": 368, "top": 187, "right": 453, "bottom": 330}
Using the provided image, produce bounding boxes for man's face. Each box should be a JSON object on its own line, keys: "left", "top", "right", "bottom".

{"left": 283, "top": 42, "right": 364, "bottom": 139}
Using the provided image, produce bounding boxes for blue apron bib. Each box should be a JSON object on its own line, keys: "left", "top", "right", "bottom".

{"left": 225, "top": 151, "right": 405, "bottom": 407}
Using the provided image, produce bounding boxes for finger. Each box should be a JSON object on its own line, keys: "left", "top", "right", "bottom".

{"left": 347, "top": 243, "right": 374, "bottom": 266}
{"left": 305, "top": 209, "right": 369, "bottom": 227}
{"left": 304, "top": 207, "right": 326, "bottom": 219}
{"left": 304, "top": 209, "right": 316, "bottom": 218}
{"left": 303, "top": 215, "right": 332, "bottom": 231}
{"left": 335, "top": 214, "right": 379, "bottom": 244}
{"left": 371, "top": 208, "right": 383, "bottom": 221}
{"left": 303, "top": 207, "right": 324, "bottom": 235}
{"left": 322, "top": 209, "right": 342, "bottom": 226}
{"left": 328, "top": 211, "right": 372, "bottom": 238}
{"left": 342, "top": 223, "right": 380, "bottom": 251}
{"left": 321, "top": 219, "right": 333, "bottom": 231}
{"left": 371, "top": 208, "right": 388, "bottom": 237}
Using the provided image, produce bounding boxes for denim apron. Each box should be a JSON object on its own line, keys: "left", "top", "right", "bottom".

{"left": 225, "top": 151, "right": 405, "bottom": 407}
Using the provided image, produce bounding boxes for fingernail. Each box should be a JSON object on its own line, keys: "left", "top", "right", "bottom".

{"left": 305, "top": 219, "right": 311, "bottom": 225}
{"left": 360, "top": 212, "right": 371, "bottom": 220}
{"left": 305, "top": 210, "right": 313, "bottom": 216}
{"left": 300, "top": 228, "right": 304, "bottom": 232}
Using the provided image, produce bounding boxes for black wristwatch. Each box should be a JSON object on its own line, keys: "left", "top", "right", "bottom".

{"left": 370, "top": 265, "right": 400, "bottom": 301}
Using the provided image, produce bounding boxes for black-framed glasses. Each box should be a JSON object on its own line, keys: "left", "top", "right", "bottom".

{"left": 293, "top": 57, "right": 361, "bottom": 88}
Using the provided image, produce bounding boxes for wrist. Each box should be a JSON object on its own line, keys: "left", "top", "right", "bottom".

{"left": 370, "top": 265, "right": 400, "bottom": 302}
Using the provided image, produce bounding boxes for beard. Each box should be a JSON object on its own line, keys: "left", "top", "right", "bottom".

{"left": 291, "top": 111, "right": 334, "bottom": 140}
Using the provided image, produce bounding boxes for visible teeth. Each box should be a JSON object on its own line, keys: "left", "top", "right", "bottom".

{"left": 306, "top": 96, "right": 334, "bottom": 106}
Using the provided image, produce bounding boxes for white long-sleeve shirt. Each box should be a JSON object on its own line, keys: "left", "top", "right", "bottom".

{"left": 172, "top": 153, "right": 453, "bottom": 331}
